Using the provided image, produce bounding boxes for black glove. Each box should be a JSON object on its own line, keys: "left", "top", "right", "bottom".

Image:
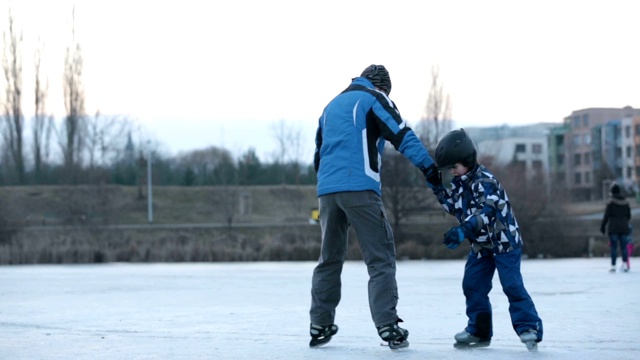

{"left": 600, "top": 226, "right": 605, "bottom": 235}
{"left": 421, "top": 164, "right": 442, "bottom": 189}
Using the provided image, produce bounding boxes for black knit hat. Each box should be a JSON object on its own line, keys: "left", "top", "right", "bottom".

{"left": 360, "top": 64, "right": 392, "bottom": 95}
{"left": 611, "top": 184, "right": 621, "bottom": 195}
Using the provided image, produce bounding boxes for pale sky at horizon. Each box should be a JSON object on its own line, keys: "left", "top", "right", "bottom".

{"left": 3, "top": 0, "right": 639, "bottom": 161}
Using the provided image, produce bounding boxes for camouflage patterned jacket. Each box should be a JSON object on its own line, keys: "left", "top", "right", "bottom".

{"left": 433, "top": 164, "right": 523, "bottom": 256}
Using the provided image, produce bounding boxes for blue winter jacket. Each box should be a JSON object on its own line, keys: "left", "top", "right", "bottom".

{"left": 314, "top": 77, "right": 434, "bottom": 197}
{"left": 432, "top": 164, "right": 523, "bottom": 256}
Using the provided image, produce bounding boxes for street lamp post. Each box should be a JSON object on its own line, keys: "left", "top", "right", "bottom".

{"left": 147, "top": 144, "right": 153, "bottom": 224}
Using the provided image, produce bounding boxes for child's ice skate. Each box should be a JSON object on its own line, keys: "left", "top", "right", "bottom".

{"left": 453, "top": 330, "right": 491, "bottom": 349}
{"left": 519, "top": 329, "right": 539, "bottom": 352}
{"left": 309, "top": 323, "right": 338, "bottom": 347}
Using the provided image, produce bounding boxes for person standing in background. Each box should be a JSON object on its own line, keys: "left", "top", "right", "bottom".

{"left": 600, "top": 183, "right": 631, "bottom": 273}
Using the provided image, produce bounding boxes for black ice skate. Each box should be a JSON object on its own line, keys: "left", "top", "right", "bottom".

{"left": 377, "top": 320, "right": 409, "bottom": 350}
{"left": 309, "top": 323, "right": 338, "bottom": 347}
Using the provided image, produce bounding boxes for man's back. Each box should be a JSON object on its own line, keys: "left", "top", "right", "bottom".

{"left": 315, "top": 78, "right": 389, "bottom": 196}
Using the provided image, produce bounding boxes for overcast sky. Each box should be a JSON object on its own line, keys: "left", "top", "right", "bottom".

{"left": 4, "top": 0, "right": 640, "bottom": 160}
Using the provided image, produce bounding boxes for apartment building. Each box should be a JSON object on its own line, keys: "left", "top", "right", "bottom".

{"left": 465, "top": 123, "right": 556, "bottom": 179}
{"left": 548, "top": 106, "right": 640, "bottom": 201}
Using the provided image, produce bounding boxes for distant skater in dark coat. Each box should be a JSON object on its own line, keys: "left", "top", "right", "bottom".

{"left": 600, "top": 183, "right": 631, "bottom": 273}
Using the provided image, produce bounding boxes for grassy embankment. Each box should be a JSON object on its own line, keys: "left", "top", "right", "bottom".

{"left": 0, "top": 185, "right": 633, "bottom": 264}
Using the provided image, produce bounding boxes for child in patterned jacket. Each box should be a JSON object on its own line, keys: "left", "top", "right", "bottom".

{"left": 425, "top": 128, "right": 543, "bottom": 351}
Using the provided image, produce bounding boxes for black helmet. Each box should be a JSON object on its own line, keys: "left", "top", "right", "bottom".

{"left": 435, "top": 129, "right": 477, "bottom": 169}
{"left": 360, "top": 64, "right": 392, "bottom": 95}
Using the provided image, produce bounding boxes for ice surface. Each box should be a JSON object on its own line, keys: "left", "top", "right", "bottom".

{"left": 0, "top": 258, "right": 638, "bottom": 359}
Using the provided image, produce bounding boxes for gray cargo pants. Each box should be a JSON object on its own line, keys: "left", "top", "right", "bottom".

{"left": 310, "top": 191, "right": 400, "bottom": 328}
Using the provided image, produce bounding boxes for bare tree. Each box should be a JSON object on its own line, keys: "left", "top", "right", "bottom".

{"left": 416, "top": 65, "right": 453, "bottom": 151}
{"left": 381, "top": 147, "right": 432, "bottom": 241}
{"left": 271, "top": 119, "right": 304, "bottom": 184}
{"left": 85, "top": 112, "right": 131, "bottom": 171}
{"left": 1, "top": 9, "right": 25, "bottom": 184}
{"left": 32, "top": 38, "right": 53, "bottom": 183}
{"left": 60, "top": 7, "right": 86, "bottom": 182}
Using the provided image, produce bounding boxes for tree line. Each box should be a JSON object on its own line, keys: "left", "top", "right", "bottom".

{"left": 1, "top": 7, "right": 454, "bottom": 190}
{"left": 0, "top": 8, "right": 313, "bottom": 187}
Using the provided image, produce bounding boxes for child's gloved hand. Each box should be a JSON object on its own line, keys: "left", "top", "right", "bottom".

{"left": 443, "top": 226, "right": 466, "bottom": 249}
{"left": 443, "top": 222, "right": 476, "bottom": 249}
{"left": 421, "top": 164, "right": 442, "bottom": 190}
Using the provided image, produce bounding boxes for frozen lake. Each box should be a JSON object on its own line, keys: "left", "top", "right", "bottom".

{"left": 0, "top": 258, "right": 638, "bottom": 359}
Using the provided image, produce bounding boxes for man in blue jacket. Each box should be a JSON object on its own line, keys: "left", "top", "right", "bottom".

{"left": 309, "top": 64, "right": 437, "bottom": 350}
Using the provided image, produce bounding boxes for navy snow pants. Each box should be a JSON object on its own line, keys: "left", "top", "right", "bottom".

{"left": 462, "top": 248, "right": 543, "bottom": 341}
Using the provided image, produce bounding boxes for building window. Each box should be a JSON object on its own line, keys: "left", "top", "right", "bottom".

{"left": 627, "top": 167, "right": 633, "bottom": 178}
{"left": 635, "top": 124, "right": 640, "bottom": 136}
{"left": 573, "top": 116, "right": 581, "bottom": 128}
{"left": 585, "top": 171, "right": 591, "bottom": 184}
{"left": 515, "top": 144, "right": 526, "bottom": 153}
{"left": 574, "top": 172, "right": 582, "bottom": 185}
{"left": 627, "top": 146, "right": 632, "bottom": 158}
{"left": 532, "top": 143, "right": 542, "bottom": 154}
{"left": 574, "top": 153, "right": 581, "bottom": 166}
{"left": 557, "top": 154, "right": 564, "bottom": 165}
{"left": 625, "top": 125, "right": 631, "bottom": 138}
{"left": 636, "top": 145, "right": 640, "bottom": 156}
{"left": 532, "top": 160, "right": 543, "bottom": 170}
{"left": 584, "top": 152, "right": 590, "bottom": 164}
{"left": 582, "top": 114, "right": 589, "bottom": 127}
{"left": 584, "top": 133, "right": 591, "bottom": 145}
{"left": 573, "top": 134, "right": 581, "bottom": 146}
